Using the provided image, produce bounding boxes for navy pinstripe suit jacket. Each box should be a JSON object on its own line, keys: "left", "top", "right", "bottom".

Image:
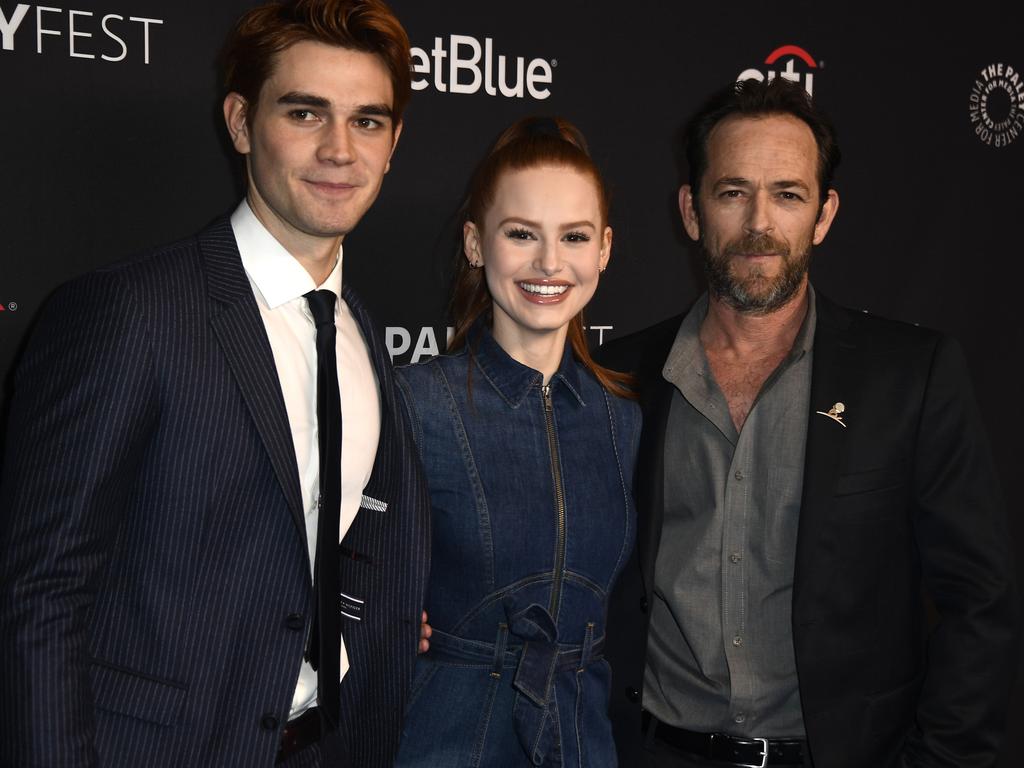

{"left": 0, "top": 217, "right": 431, "bottom": 767}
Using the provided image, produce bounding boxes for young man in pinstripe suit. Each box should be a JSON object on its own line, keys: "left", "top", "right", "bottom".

{"left": 0, "top": 2, "right": 430, "bottom": 766}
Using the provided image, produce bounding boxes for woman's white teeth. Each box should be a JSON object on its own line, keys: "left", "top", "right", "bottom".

{"left": 520, "top": 283, "right": 568, "bottom": 295}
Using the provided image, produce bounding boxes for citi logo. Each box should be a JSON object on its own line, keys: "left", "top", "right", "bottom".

{"left": 737, "top": 45, "right": 819, "bottom": 97}
{"left": 0, "top": 4, "right": 163, "bottom": 63}
{"left": 411, "top": 35, "right": 554, "bottom": 100}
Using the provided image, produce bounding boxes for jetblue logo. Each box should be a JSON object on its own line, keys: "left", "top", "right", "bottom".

{"left": 0, "top": 4, "right": 163, "bottom": 63}
{"left": 411, "top": 35, "right": 554, "bottom": 100}
{"left": 737, "top": 45, "right": 819, "bottom": 97}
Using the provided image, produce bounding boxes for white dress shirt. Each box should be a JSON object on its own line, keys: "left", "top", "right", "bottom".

{"left": 231, "top": 200, "right": 381, "bottom": 719}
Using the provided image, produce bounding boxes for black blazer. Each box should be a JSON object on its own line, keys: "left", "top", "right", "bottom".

{"left": 0, "top": 218, "right": 430, "bottom": 767}
{"left": 599, "top": 293, "right": 1017, "bottom": 768}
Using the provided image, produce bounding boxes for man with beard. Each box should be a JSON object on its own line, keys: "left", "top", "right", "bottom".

{"left": 599, "top": 78, "right": 1017, "bottom": 768}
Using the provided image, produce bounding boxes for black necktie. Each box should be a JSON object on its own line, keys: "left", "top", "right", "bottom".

{"left": 304, "top": 289, "right": 342, "bottom": 729}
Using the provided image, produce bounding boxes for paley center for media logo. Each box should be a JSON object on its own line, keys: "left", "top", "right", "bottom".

{"left": 386, "top": 324, "right": 613, "bottom": 363}
{"left": 410, "top": 34, "right": 554, "bottom": 100}
{"left": 969, "top": 62, "right": 1023, "bottom": 148}
{"left": 738, "top": 44, "right": 819, "bottom": 96}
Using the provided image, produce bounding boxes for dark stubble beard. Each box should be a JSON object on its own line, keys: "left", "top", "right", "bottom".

{"left": 702, "top": 229, "right": 812, "bottom": 315}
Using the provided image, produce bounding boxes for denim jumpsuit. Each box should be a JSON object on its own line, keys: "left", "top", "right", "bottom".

{"left": 394, "top": 324, "right": 639, "bottom": 768}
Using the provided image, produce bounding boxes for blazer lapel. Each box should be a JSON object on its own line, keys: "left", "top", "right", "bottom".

{"left": 200, "top": 218, "right": 305, "bottom": 530}
{"left": 630, "top": 316, "right": 686, "bottom": 598}
{"left": 342, "top": 285, "right": 396, "bottom": 501}
{"left": 792, "top": 294, "right": 857, "bottom": 623}
{"left": 638, "top": 374, "right": 673, "bottom": 596}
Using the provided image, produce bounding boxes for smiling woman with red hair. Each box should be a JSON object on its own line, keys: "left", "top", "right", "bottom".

{"left": 394, "top": 116, "right": 639, "bottom": 768}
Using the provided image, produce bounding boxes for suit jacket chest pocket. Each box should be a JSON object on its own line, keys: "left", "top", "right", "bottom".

{"left": 336, "top": 493, "right": 390, "bottom": 625}
{"left": 833, "top": 463, "right": 910, "bottom": 522}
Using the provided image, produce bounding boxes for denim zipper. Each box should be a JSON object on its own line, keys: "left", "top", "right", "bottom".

{"left": 541, "top": 383, "right": 566, "bottom": 621}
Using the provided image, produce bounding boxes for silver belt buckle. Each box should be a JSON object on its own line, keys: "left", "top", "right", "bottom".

{"left": 748, "top": 736, "right": 769, "bottom": 768}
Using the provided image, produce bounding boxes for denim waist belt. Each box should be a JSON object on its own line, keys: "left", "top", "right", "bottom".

{"left": 427, "top": 603, "right": 605, "bottom": 766}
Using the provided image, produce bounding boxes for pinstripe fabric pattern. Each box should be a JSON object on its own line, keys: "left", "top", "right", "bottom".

{"left": 335, "top": 285, "right": 432, "bottom": 768}
{"left": 0, "top": 217, "right": 431, "bottom": 767}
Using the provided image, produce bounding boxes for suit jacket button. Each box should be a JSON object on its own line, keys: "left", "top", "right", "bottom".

{"left": 626, "top": 686, "right": 641, "bottom": 703}
{"left": 285, "top": 613, "right": 304, "bottom": 631}
{"left": 261, "top": 713, "right": 280, "bottom": 731}
{"left": 640, "top": 596, "right": 649, "bottom": 613}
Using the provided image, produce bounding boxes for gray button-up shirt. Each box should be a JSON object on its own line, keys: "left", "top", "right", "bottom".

{"left": 643, "top": 290, "right": 816, "bottom": 738}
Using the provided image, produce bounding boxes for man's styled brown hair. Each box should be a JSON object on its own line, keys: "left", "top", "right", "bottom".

{"left": 684, "top": 77, "right": 841, "bottom": 209}
{"left": 222, "top": 0, "right": 411, "bottom": 126}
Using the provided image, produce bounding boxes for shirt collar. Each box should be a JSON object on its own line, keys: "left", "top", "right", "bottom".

{"left": 468, "top": 320, "right": 585, "bottom": 408}
{"left": 790, "top": 284, "right": 817, "bottom": 358}
{"left": 663, "top": 285, "right": 818, "bottom": 387}
{"left": 230, "top": 199, "right": 343, "bottom": 308}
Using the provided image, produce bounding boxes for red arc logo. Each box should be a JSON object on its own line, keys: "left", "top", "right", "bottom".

{"left": 765, "top": 45, "right": 817, "bottom": 68}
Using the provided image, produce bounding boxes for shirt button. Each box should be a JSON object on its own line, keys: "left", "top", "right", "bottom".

{"left": 734, "top": 470, "right": 744, "bottom": 481}
{"left": 734, "top": 712, "right": 746, "bottom": 724}
{"left": 285, "top": 613, "right": 304, "bottom": 631}
{"left": 730, "top": 552, "right": 742, "bottom": 564}
{"left": 260, "top": 713, "right": 280, "bottom": 731}
{"left": 732, "top": 635, "right": 743, "bottom": 647}
{"left": 626, "top": 686, "right": 641, "bottom": 703}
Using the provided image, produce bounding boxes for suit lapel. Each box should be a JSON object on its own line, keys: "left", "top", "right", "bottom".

{"left": 200, "top": 218, "right": 305, "bottom": 530}
{"left": 638, "top": 374, "right": 673, "bottom": 596}
{"left": 342, "top": 285, "right": 396, "bottom": 502}
{"left": 630, "top": 318, "right": 686, "bottom": 598}
{"left": 793, "top": 294, "right": 857, "bottom": 622}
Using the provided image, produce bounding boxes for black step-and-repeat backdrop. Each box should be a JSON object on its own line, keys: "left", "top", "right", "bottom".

{"left": 2, "top": 1, "right": 1022, "bottom": 759}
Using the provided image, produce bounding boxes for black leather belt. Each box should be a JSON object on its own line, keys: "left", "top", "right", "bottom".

{"left": 276, "top": 706, "right": 322, "bottom": 763}
{"left": 643, "top": 712, "right": 805, "bottom": 767}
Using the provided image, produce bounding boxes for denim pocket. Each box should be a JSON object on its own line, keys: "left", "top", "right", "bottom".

{"left": 406, "top": 657, "right": 439, "bottom": 713}
{"left": 398, "top": 663, "right": 508, "bottom": 768}
{"left": 573, "top": 659, "right": 616, "bottom": 768}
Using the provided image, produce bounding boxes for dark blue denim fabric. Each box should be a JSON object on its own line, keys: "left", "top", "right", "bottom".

{"left": 394, "top": 325, "right": 640, "bottom": 767}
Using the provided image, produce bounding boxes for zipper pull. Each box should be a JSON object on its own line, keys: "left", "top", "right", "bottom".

{"left": 542, "top": 384, "right": 552, "bottom": 411}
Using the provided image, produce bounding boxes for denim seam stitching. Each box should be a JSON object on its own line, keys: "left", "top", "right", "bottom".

{"left": 435, "top": 362, "right": 496, "bottom": 593}
{"left": 604, "top": 389, "right": 633, "bottom": 589}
